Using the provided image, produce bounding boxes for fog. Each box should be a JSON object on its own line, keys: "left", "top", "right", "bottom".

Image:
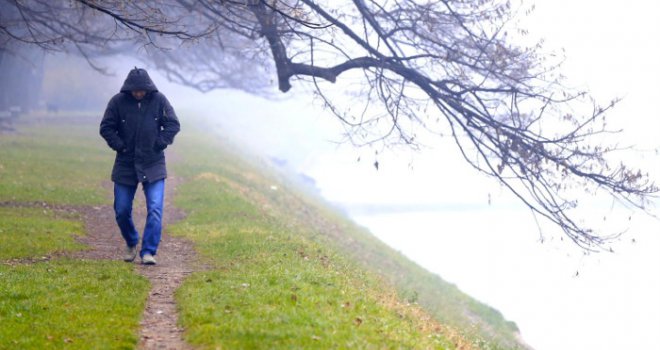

{"left": 164, "top": 86, "right": 659, "bottom": 350}
{"left": 150, "top": 1, "right": 660, "bottom": 349}
{"left": 19, "top": 0, "right": 660, "bottom": 349}
{"left": 145, "top": 66, "right": 659, "bottom": 350}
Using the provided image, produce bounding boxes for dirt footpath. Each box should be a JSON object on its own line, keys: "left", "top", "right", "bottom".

{"left": 68, "top": 176, "right": 200, "bottom": 350}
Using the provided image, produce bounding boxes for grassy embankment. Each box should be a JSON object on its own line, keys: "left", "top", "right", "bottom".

{"left": 0, "top": 115, "right": 150, "bottom": 349}
{"left": 1, "top": 112, "right": 524, "bottom": 349}
{"left": 170, "top": 134, "right": 465, "bottom": 349}
{"left": 170, "top": 117, "right": 525, "bottom": 349}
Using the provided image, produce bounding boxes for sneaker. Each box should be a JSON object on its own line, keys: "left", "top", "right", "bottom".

{"left": 142, "top": 253, "right": 157, "bottom": 265}
{"left": 124, "top": 245, "right": 138, "bottom": 262}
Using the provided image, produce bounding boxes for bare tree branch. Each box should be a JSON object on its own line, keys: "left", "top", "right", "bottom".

{"left": 1, "top": 0, "right": 656, "bottom": 250}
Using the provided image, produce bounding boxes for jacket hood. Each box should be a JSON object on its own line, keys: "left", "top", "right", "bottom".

{"left": 120, "top": 68, "right": 158, "bottom": 93}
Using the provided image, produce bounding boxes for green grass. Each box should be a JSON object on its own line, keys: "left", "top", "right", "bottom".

{"left": 0, "top": 112, "right": 525, "bottom": 349}
{"left": 169, "top": 130, "right": 473, "bottom": 349}
{"left": 170, "top": 121, "right": 526, "bottom": 349}
{"left": 0, "top": 259, "right": 149, "bottom": 350}
{"left": 173, "top": 177, "right": 458, "bottom": 349}
{"left": 0, "top": 207, "right": 86, "bottom": 260}
{"left": 0, "top": 113, "right": 150, "bottom": 350}
{"left": 0, "top": 115, "right": 112, "bottom": 205}
{"left": 295, "top": 208, "right": 523, "bottom": 349}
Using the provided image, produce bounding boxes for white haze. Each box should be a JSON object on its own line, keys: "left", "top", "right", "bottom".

{"left": 96, "top": 1, "right": 660, "bottom": 349}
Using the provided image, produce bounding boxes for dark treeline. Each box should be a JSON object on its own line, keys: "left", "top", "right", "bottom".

{"left": 0, "top": 46, "right": 44, "bottom": 113}
{"left": 0, "top": 48, "right": 119, "bottom": 114}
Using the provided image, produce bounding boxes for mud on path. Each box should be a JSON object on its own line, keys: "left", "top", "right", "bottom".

{"left": 66, "top": 175, "right": 199, "bottom": 350}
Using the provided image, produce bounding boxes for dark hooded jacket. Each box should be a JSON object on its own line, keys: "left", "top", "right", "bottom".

{"left": 99, "top": 68, "right": 180, "bottom": 185}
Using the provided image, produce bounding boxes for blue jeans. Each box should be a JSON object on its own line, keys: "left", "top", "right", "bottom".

{"left": 113, "top": 179, "right": 165, "bottom": 257}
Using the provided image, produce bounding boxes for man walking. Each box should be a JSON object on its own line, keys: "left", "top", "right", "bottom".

{"left": 100, "top": 68, "right": 180, "bottom": 265}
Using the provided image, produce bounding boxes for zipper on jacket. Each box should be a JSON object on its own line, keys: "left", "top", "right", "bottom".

{"left": 134, "top": 100, "right": 145, "bottom": 158}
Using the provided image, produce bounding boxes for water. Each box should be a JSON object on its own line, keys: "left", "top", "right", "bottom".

{"left": 352, "top": 208, "right": 660, "bottom": 350}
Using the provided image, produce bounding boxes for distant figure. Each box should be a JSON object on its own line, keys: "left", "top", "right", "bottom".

{"left": 99, "top": 68, "right": 180, "bottom": 265}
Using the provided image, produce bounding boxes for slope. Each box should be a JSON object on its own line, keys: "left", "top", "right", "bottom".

{"left": 170, "top": 116, "right": 528, "bottom": 349}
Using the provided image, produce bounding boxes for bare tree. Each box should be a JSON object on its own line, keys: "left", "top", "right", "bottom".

{"left": 1, "top": 0, "right": 656, "bottom": 249}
